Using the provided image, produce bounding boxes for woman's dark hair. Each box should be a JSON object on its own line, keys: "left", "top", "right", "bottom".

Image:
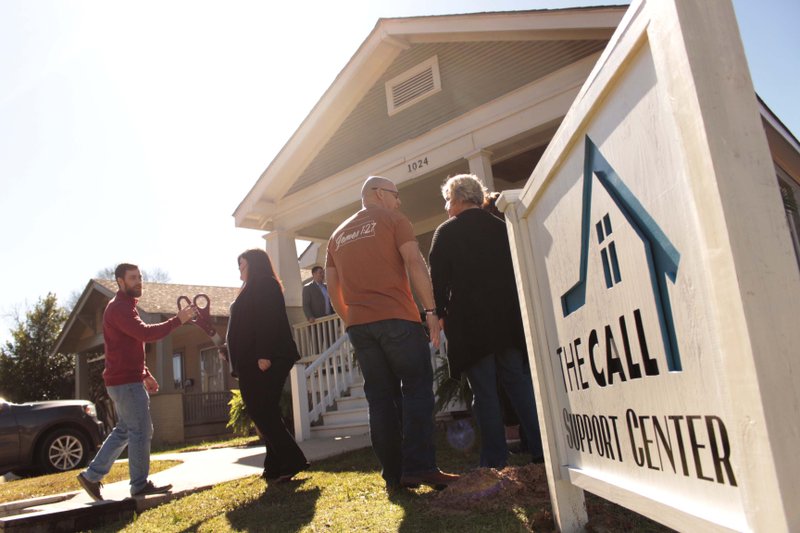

{"left": 482, "top": 191, "right": 504, "bottom": 220}
{"left": 238, "top": 248, "right": 283, "bottom": 291}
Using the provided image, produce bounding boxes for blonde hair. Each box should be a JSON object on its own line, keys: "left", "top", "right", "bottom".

{"left": 441, "top": 174, "right": 487, "bottom": 206}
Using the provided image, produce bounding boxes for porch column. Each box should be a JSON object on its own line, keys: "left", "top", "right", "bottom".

{"left": 75, "top": 353, "right": 90, "bottom": 400}
{"left": 465, "top": 149, "right": 496, "bottom": 192}
{"left": 264, "top": 229, "right": 303, "bottom": 309}
{"left": 154, "top": 335, "right": 175, "bottom": 391}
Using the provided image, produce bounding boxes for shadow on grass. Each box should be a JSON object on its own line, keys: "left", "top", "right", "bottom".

{"left": 223, "top": 481, "right": 321, "bottom": 533}
{"left": 294, "top": 423, "right": 553, "bottom": 532}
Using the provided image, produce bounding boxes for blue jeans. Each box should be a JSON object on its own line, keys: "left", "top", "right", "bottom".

{"left": 464, "top": 347, "right": 543, "bottom": 468}
{"left": 83, "top": 382, "right": 153, "bottom": 495}
{"left": 347, "top": 319, "right": 437, "bottom": 485}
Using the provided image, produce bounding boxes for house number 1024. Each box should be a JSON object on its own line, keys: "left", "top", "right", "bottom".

{"left": 407, "top": 157, "right": 429, "bottom": 173}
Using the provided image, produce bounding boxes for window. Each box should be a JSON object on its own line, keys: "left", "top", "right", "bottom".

{"left": 778, "top": 168, "right": 800, "bottom": 270}
{"left": 385, "top": 56, "right": 441, "bottom": 116}
{"left": 200, "top": 347, "right": 225, "bottom": 392}
{"left": 172, "top": 352, "right": 184, "bottom": 389}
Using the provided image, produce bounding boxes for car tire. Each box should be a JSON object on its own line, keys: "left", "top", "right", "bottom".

{"left": 38, "top": 428, "right": 89, "bottom": 474}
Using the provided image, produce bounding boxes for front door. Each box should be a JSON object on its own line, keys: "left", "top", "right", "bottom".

{"left": 199, "top": 347, "right": 225, "bottom": 392}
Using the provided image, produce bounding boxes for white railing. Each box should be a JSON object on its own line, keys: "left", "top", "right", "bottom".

{"left": 290, "top": 315, "right": 357, "bottom": 441}
{"left": 289, "top": 317, "right": 465, "bottom": 441}
{"left": 293, "top": 314, "right": 342, "bottom": 361}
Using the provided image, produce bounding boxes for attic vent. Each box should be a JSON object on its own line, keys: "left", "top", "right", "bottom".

{"left": 385, "top": 56, "right": 441, "bottom": 116}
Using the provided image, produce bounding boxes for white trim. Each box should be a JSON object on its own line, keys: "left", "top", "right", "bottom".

{"left": 760, "top": 99, "right": 800, "bottom": 155}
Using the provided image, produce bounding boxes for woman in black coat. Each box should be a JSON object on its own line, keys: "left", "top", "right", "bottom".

{"left": 224, "top": 248, "right": 309, "bottom": 481}
{"left": 429, "top": 174, "right": 543, "bottom": 468}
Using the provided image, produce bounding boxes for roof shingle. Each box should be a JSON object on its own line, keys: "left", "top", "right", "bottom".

{"left": 94, "top": 279, "right": 240, "bottom": 317}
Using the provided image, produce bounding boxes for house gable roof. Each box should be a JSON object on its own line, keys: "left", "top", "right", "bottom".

{"left": 287, "top": 38, "right": 608, "bottom": 197}
{"left": 234, "top": 7, "right": 626, "bottom": 231}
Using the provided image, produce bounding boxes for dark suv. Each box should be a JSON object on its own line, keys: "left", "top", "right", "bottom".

{"left": 0, "top": 398, "right": 105, "bottom": 475}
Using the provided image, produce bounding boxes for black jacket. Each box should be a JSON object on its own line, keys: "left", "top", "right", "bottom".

{"left": 226, "top": 275, "right": 300, "bottom": 377}
{"left": 429, "top": 208, "right": 527, "bottom": 377}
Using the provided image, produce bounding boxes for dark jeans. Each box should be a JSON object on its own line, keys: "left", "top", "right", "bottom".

{"left": 238, "top": 358, "right": 308, "bottom": 477}
{"left": 464, "top": 346, "right": 543, "bottom": 468}
{"left": 348, "top": 319, "right": 437, "bottom": 485}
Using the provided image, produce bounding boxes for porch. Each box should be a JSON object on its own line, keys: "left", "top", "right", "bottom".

{"left": 289, "top": 314, "right": 463, "bottom": 442}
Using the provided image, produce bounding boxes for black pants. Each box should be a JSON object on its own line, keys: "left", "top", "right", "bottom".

{"left": 238, "top": 358, "right": 307, "bottom": 477}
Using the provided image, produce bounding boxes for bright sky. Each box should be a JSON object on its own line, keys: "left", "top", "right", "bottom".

{"left": 0, "top": 0, "right": 797, "bottom": 344}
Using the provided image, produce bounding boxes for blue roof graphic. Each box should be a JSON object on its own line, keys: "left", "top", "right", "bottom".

{"left": 561, "top": 136, "right": 682, "bottom": 371}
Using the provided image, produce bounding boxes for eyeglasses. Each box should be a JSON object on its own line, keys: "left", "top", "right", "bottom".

{"left": 373, "top": 187, "right": 400, "bottom": 199}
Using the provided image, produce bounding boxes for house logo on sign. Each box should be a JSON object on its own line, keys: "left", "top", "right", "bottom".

{"left": 560, "top": 136, "right": 682, "bottom": 374}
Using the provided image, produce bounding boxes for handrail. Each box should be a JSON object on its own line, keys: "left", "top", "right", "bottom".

{"left": 292, "top": 314, "right": 342, "bottom": 360}
{"left": 290, "top": 315, "right": 358, "bottom": 442}
{"left": 289, "top": 316, "right": 464, "bottom": 442}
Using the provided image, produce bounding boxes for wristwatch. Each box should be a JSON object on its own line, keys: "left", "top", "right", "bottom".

{"left": 424, "top": 308, "right": 437, "bottom": 316}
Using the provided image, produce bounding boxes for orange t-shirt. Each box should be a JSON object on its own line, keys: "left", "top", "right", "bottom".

{"left": 326, "top": 206, "right": 421, "bottom": 327}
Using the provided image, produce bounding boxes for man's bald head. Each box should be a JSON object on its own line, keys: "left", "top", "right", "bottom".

{"left": 361, "top": 176, "right": 401, "bottom": 209}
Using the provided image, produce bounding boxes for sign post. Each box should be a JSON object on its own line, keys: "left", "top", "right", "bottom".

{"left": 498, "top": 1, "right": 800, "bottom": 531}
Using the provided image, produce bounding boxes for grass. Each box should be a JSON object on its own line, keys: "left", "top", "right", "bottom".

{"left": 0, "top": 434, "right": 259, "bottom": 504}
{"left": 151, "top": 435, "right": 260, "bottom": 455}
{"left": 90, "top": 430, "right": 672, "bottom": 533}
{"left": 0, "top": 460, "right": 180, "bottom": 503}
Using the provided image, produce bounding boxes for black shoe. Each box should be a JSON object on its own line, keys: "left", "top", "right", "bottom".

{"left": 77, "top": 473, "right": 103, "bottom": 502}
{"left": 132, "top": 480, "right": 172, "bottom": 497}
{"left": 275, "top": 462, "right": 310, "bottom": 483}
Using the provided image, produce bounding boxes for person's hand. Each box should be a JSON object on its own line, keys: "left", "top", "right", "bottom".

{"left": 426, "top": 313, "right": 440, "bottom": 350}
{"left": 308, "top": 317, "right": 316, "bottom": 324}
{"left": 144, "top": 375, "right": 159, "bottom": 393}
{"left": 177, "top": 305, "right": 196, "bottom": 324}
{"left": 257, "top": 359, "right": 272, "bottom": 372}
{"left": 218, "top": 344, "right": 229, "bottom": 362}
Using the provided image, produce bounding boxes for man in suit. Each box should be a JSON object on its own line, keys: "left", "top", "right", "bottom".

{"left": 302, "top": 266, "right": 332, "bottom": 323}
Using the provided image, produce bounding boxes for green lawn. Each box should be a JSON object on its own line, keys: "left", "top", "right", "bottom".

{"left": 0, "top": 434, "right": 257, "bottom": 503}
{"left": 92, "top": 431, "right": 672, "bottom": 533}
{"left": 0, "top": 460, "right": 180, "bottom": 503}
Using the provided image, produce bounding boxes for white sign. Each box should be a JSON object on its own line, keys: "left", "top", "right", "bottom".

{"left": 500, "top": 1, "right": 800, "bottom": 531}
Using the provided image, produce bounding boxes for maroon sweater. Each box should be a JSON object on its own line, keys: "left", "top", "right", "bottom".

{"left": 102, "top": 291, "right": 182, "bottom": 387}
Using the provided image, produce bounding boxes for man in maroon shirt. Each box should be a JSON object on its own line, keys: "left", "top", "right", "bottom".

{"left": 77, "top": 263, "right": 194, "bottom": 501}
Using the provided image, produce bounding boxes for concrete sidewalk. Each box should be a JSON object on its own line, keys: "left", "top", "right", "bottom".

{"left": 0, "top": 434, "right": 371, "bottom": 532}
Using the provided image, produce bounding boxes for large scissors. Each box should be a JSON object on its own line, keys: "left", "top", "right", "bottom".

{"left": 177, "top": 294, "right": 224, "bottom": 348}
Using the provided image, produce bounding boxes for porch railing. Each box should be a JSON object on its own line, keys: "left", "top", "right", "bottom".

{"left": 290, "top": 315, "right": 357, "bottom": 441}
{"left": 183, "top": 391, "right": 233, "bottom": 425}
{"left": 293, "top": 314, "right": 342, "bottom": 361}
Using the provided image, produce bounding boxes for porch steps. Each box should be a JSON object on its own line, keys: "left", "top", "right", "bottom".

{"left": 310, "top": 379, "right": 370, "bottom": 438}
{"left": 336, "top": 395, "right": 368, "bottom": 410}
{"left": 320, "top": 406, "right": 369, "bottom": 426}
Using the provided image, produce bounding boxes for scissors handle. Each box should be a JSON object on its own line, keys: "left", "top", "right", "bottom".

{"left": 177, "top": 295, "right": 192, "bottom": 311}
{"left": 193, "top": 293, "right": 210, "bottom": 311}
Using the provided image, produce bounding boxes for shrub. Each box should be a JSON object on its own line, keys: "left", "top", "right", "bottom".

{"left": 227, "top": 387, "right": 296, "bottom": 437}
{"left": 226, "top": 390, "right": 255, "bottom": 437}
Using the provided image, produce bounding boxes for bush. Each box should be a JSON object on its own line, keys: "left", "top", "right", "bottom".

{"left": 227, "top": 387, "right": 296, "bottom": 437}
{"left": 226, "top": 390, "right": 255, "bottom": 437}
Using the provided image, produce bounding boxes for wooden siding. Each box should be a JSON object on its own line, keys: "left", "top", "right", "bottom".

{"left": 288, "top": 39, "right": 607, "bottom": 195}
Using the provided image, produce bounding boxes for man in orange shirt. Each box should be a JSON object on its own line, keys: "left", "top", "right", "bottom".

{"left": 326, "top": 176, "right": 458, "bottom": 492}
